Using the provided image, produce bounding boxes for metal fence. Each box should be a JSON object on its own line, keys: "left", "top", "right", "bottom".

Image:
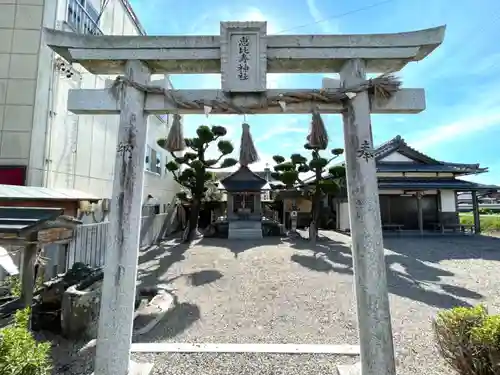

{"left": 0, "top": 211, "right": 177, "bottom": 282}
{"left": 67, "top": 212, "right": 173, "bottom": 269}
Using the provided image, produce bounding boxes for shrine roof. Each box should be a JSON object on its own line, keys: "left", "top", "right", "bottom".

{"left": 305, "top": 134, "right": 489, "bottom": 184}
{"left": 219, "top": 166, "right": 268, "bottom": 192}
{"left": 373, "top": 135, "right": 488, "bottom": 174}
{"left": 378, "top": 178, "right": 500, "bottom": 191}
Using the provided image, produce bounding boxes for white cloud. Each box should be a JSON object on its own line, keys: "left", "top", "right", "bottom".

{"left": 189, "top": 6, "right": 281, "bottom": 35}
{"left": 234, "top": 7, "right": 280, "bottom": 34}
{"left": 306, "top": 0, "right": 340, "bottom": 34}
{"left": 410, "top": 111, "right": 500, "bottom": 151}
{"left": 256, "top": 120, "right": 308, "bottom": 142}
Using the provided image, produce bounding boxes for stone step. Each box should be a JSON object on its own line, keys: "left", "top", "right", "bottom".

{"left": 230, "top": 228, "right": 262, "bottom": 233}
{"left": 229, "top": 222, "right": 262, "bottom": 229}
{"left": 228, "top": 221, "right": 263, "bottom": 239}
{"left": 229, "top": 232, "right": 262, "bottom": 237}
{"left": 229, "top": 230, "right": 262, "bottom": 236}
{"left": 228, "top": 229, "right": 263, "bottom": 240}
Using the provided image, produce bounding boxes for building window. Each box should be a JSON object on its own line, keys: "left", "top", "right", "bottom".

{"left": 66, "top": 0, "right": 103, "bottom": 35}
{"left": 145, "top": 146, "right": 152, "bottom": 172}
{"left": 154, "top": 151, "right": 162, "bottom": 175}
{"left": 142, "top": 204, "right": 160, "bottom": 217}
{"left": 165, "top": 155, "right": 170, "bottom": 175}
{"left": 261, "top": 191, "right": 271, "bottom": 201}
{"left": 145, "top": 146, "right": 162, "bottom": 175}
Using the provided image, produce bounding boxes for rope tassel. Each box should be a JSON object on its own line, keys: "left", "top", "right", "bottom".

{"left": 164, "top": 114, "right": 185, "bottom": 152}
{"left": 239, "top": 123, "right": 259, "bottom": 167}
{"left": 308, "top": 109, "right": 328, "bottom": 150}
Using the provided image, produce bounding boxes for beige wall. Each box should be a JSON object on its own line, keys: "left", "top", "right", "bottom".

{"left": 379, "top": 152, "right": 413, "bottom": 163}
{"left": 440, "top": 190, "right": 456, "bottom": 212}
{"left": 0, "top": 0, "right": 179, "bottom": 213}
{"left": 338, "top": 202, "right": 350, "bottom": 231}
{"left": 0, "top": 0, "right": 49, "bottom": 170}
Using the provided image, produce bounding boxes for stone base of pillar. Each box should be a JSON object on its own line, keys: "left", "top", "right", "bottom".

{"left": 91, "top": 360, "right": 153, "bottom": 375}
{"left": 336, "top": 362, "right": 361, "bottom": 375}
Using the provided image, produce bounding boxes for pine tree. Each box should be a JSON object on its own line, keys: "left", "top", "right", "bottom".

{"left": 158, "top": 125, "right": 237, "bottom": 242}
{"left": 271, "top": 143, "right": 345, "bottom": 242}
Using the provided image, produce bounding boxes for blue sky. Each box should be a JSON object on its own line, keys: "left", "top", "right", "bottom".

{"left": 129, "top": 0, "right": 500, "bottom": 184}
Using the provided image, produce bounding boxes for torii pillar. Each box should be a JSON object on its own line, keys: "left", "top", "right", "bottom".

{"left": 94, "top": 60, "right": 153, "bottom": 375}
{"left": 42, "top": 22, "right": 445, "bottom": 375}
{"left": 340, "top": 59, "right": 396, "bottom": 375}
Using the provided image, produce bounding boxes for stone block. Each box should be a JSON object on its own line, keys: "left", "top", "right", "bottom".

{"left": 61, "top": 280, "right": 102, "bottom": 340}
{"left": 133, "top": 291, "right": 174, "bottom": 336}
{"left": 61, "top": 277, "right": 142, "bottom": 340}
{"left": 336, "top": 362, "right": 361, "bottom": 375}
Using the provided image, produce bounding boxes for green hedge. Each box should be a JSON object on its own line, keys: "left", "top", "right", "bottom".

{"left": 0, "top": 308, "right": 52, "bottom": 375}
{"left": 434, "top": 305, "right": 500, "bottom": 375}
{"left": 460, "top": 214, "right": 500, "bottom": 232}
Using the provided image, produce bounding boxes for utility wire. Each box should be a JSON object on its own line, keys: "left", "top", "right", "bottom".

{"left": 157, "top": 0, "right": 398, "bottom": 36}
{"left": 275, "top": 0, "right": 398, "bottom": 34}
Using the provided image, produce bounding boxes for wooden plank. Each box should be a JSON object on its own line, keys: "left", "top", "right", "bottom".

{"left": 67, "top": 88, "right": 426, "bottom": 115}
{"left": 100, "top": 223, "right": 107, "bottom": 266}
{"left": 96, "top": 224, "right": 103, "bottom": 267}
{"left": 67, "top": 229, "right": 76, "bottom": 269}
{"left": 90, "top": 226, "right": 97, "bottom": 267}
{"left": 57, "top": 244, "right": 67, "bottom": 274}
{"left": 19, "top": 235, "right": 37, "bottom": 309}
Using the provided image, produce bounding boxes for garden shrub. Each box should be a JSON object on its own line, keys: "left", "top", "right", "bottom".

{"left": 434, "top": 304, "right": 500, "bottom": 375}
{"left": 0, "top": 308, "right": 52, "bottom": 375}
{"left": 479, "top": 208, "right": 495, "bottom": 215}
{"left": 460, "top": 214, "right": 500, "bottom": 233}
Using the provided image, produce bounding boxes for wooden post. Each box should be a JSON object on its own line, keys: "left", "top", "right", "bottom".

{"left": 93, "top": 60, "right": 151, "bottom": 375}
{"left": 340, "top": 58, "right": 396, "bottom": 375}
{"left": 472, "top": 190, "right": 481, "bottom": 234}
{"left": 416, "top": 192, "right": 424, "bottom": 235}
{"left": 20, "top": 237, "right": 38, "bottom": 308}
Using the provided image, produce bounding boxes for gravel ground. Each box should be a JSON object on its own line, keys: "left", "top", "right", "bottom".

{"left": 42, "top": 232, "right": 500, "bottom": 374}
{"left": 130, "top": 352, "right": 358, "bottom": 375}
{"left": 136, "top": 236, "right": 359, "bottom": 346}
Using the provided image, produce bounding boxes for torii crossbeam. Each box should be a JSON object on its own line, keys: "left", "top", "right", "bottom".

{"left": 43, "top": 22, "right": 445, "bottom": 375}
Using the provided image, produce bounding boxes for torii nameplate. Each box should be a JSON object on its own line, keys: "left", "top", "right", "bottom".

{"left": 220, "top": 22, "right": 267, "bottom": 93}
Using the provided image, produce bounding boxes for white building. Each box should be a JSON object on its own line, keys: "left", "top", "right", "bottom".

{"left": 0, "top": 0, "right": 180, "bottom": 218}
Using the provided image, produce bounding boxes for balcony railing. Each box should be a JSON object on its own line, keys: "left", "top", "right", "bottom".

{"left": 66, "top": 0, "right": 103, "bottom": 36}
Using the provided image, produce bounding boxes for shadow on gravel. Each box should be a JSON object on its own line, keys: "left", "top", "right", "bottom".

{"left": 137, "top": 237, "right": 211, "bottom": 288}
{"left": 160, "top": 269, "right": 224, "bottom": 287}
{"left": 383, "top": 235, "right": 500, "bottom": 263}
{"left": 288, "top": 237, "right": 480, "bottom": 309}
{"left": 197, "top": 236, "right": 288, "bottom": 258}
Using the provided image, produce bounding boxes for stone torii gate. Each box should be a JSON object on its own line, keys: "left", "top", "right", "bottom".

{"left": 43, "top": 22, "right": 445, "bottom": 375}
